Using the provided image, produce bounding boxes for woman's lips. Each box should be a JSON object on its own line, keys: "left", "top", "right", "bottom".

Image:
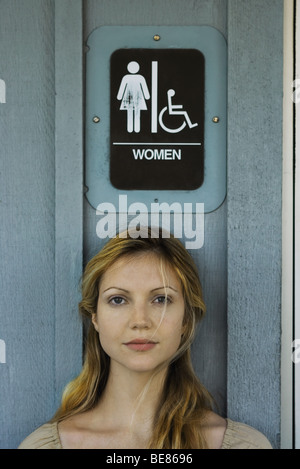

{"left": 124, "top": 339, "right": 157, "bottom": 352}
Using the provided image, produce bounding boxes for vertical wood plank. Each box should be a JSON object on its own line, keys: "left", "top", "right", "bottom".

{"left": 281, "top": 0, "right": 294, "bottom": 449}
{"left": 0, "top": 0, "right": 56, "bottom": 448}
{"left": 83, "top": 0, "right": 228, "bottom": 416}
{"left": 54, "top": 0, "right": 83, "bottom": 406}
{"left": 227, "top": 0, "right": 283, "bottom": 447}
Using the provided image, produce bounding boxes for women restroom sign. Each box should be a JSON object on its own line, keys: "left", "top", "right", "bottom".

{"left": 110, "top": 49, "right": 204, "bottom": 191}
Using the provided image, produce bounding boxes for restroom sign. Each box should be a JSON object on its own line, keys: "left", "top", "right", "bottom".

{"left": 110, "top": 49, "right": 205, "bottom": 191}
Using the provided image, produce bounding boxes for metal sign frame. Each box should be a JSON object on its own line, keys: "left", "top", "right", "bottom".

{"left": 85, "top": 26, "right": 227, "bottom": 213}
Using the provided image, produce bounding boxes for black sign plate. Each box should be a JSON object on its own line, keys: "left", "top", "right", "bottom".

{"left": 110, "top": 49, "right": 205, "bottom": 191}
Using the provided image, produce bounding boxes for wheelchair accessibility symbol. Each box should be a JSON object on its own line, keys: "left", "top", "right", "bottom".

{"left": 159, "top": 89, "right": 198, "bottom": 133}
{"left": 117, "top": 61, "right": 198, "bottom": 134}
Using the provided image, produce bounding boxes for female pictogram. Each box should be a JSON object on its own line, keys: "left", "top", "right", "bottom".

{"left": 117, "top": 61, "right": 150, "bottom": 133}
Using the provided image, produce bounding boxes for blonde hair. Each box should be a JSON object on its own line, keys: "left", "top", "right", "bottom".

{"left": 51, "top": 228, "right": 214, "bottom": 448}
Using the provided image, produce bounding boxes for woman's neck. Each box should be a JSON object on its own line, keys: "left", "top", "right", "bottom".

{"left": 58, "top": 365, "right": 170, "bottom": 449}
{"left": 94, "top": 365, "right": 167, "bottom": 434}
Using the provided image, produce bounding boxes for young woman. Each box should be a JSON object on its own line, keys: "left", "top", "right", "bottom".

{"left": 19, "top": 229, "right": 272, "bottom": 449}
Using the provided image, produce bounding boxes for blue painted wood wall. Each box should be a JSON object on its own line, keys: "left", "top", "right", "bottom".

{"left": 0, "top": 0, "right": 283, "bottom": 448}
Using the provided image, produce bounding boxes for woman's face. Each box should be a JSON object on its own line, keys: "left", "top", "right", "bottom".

{"left": 92, "top": 252, "right": 186, "bottom": 375}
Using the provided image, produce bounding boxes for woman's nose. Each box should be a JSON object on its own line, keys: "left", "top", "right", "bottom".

{"left": 129, "top": 303, "right": 152, "bottom": 329}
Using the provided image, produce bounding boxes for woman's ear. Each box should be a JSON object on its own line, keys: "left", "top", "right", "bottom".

{"left": 91, "top": 313, "right": 99, "bottom": 332}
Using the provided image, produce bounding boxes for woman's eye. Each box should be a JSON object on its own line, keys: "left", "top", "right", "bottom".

{"left": 154, "top": 295, "right": 171, "bottom": 305}
{"left": 109, "top": 296, "right": 126, "bottom": 305}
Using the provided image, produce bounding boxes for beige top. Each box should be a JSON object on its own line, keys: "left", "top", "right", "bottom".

{"left": 18, "top": 419, "right": 272, "bottom": 449}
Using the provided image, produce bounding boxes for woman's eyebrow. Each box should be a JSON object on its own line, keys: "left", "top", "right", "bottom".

{"left": 151, "top": 286, "right": 178, "bottom": 293}
{"left": 102, "top": 286, "right": 179, "bottom": 293}
{"left": 102, "top": 287, "right": 130, "bottom": 293}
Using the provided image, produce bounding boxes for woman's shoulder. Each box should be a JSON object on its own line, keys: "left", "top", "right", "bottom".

{"left": 18, "top": 421, "right": 62, "bottom": 449}
{"left": 222, "top": 418, "right": 273, "bottom": 449}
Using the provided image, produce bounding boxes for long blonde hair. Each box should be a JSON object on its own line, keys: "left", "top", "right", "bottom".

{"left": 51, "top": 228, "right": 214, "bottom": 448}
